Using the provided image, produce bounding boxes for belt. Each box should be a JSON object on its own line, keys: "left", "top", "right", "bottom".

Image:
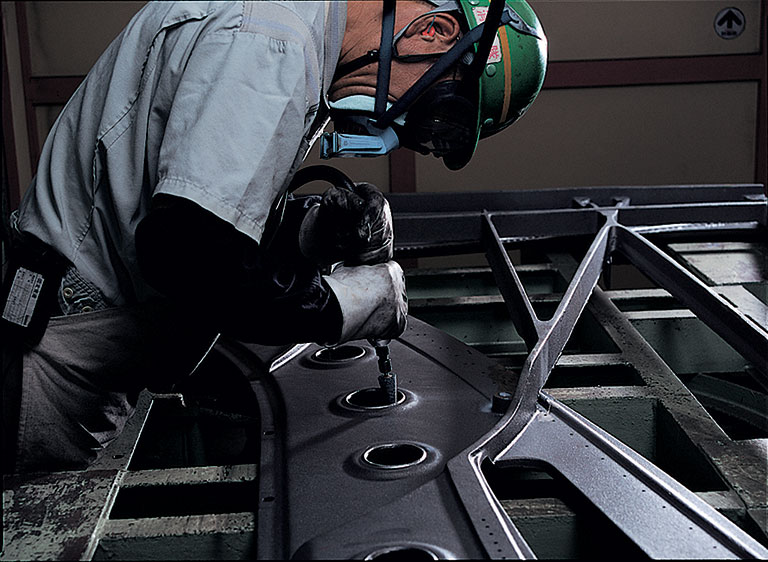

{"left": 57, "top": 264, "right": 111, "bottom": 315}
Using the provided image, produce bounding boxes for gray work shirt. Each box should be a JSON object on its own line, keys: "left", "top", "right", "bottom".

{"left": 17, "top": 1, "right": 346, "bottom": 306}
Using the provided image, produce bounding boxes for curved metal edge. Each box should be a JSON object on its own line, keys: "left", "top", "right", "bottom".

{"left": 494, "top": 392, "right": 768, "bottom": 559}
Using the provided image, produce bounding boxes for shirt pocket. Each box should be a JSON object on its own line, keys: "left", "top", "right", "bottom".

{"left": 95, "top": 5, "right": 218, "bottom": 156}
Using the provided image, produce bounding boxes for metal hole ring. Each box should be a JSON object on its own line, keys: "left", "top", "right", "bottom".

{"left": 311, "top": 345, "right": 367, "bottom": 364}
{"left": 364, "top": 546, "right": 439, "bottom": 560}
{"left": 343, "top": 388, "right": 407, "bottom": 410}
{"left": 362, "top": 443, "right": 428, "bottom": 470}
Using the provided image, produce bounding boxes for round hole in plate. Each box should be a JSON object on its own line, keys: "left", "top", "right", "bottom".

{"left": 311, "top": 345, "right": 366, "bottom": 363}
{"left": 343, "top": 388, "right": 406, "bottom": 410}
{"left": 364, "top": 547, "right": 438, "bottom": 560}
{"left": 362, "top": 443, "right": 427, "bottom": 470}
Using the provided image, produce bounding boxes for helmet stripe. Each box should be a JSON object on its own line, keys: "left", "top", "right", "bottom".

{"left": 499, "top": 23, "right": 513, "bottom": 124}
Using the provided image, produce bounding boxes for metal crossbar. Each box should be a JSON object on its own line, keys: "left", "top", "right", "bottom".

{"left": 394, "top": 184, "right": 767, "bottom": 558}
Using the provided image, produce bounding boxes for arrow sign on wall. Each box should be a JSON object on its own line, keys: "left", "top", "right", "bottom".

{"left": 714, "top": 7, "right": 746, "bottom": 39}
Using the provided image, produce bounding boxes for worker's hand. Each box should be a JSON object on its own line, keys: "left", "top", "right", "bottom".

{"left": 299, "top": 182, "right": 393, "bottom": 267}
{"left": 322, "top": 261, "right": 407, "bottom": 345}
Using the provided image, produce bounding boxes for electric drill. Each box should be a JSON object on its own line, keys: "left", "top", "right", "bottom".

{"left": 369, "top": 339, "right": 397, "bottom": 404}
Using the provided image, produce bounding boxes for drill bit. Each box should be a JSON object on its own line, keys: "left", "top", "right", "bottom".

{"left": 378, "top": 371, "right": 397, "bottom": 404}
{"left": 370, "top": 339, "right": 397, "bottom": 404}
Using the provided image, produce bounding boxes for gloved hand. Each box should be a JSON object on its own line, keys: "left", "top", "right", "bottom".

{"left": 299, "top": 182, "right": 393, "bottom": 267}
{"left": 323, "top": 261, "right": 407, "bottom": 345}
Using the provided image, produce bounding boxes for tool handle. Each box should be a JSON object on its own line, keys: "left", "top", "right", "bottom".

{"left": 368, "top": 338, "right": 391, "bottom": 348}
{"left": 369, "top": 339, "right": 393, "bottom": 374}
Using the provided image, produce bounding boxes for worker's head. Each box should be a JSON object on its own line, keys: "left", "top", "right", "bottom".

{"left": 330, "top": 1, "right": 464, "bottom": 104}
{"left": 324, "top": 0, "right": 547, "bottom": 170}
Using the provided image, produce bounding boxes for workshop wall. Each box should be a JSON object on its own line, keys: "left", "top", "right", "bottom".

{"left": 415, "top": 82, "right": 758, "bottom": 191}
{"left": 3, "top": 1, "right": 765, "bottom": 203}
{"left": 540, "top": 0, "right": 761, "bottom": 59}
{"left": 406, "top": 0, "right": 764, "bottom": 192}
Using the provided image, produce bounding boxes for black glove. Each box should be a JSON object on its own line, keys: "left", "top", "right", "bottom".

{"left": 299, "top": 182, "right": 393, "bottom": 267}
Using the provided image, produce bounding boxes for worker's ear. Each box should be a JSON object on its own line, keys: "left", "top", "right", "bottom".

{"left": 399, "top": 12, "right": 461, "bottom": 53}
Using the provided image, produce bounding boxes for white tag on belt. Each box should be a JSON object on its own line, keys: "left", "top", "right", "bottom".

{"left": 2, "top": 267, "right": 44, "bottom": 327}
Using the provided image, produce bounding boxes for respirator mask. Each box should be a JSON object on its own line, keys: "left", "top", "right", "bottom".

{"left": 324, "top": 77, "right": 477, "bottom": 170}
{"left": 394, "top": 79, "right": 477, "bottom": 169}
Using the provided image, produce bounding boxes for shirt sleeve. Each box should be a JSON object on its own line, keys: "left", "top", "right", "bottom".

{"left": 154, "top": 27, "right": 310, "bottom": 244}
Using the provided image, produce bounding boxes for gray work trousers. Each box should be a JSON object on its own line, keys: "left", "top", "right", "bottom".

{"left": 3, "top": 300, "right": 216, "bottom": 473}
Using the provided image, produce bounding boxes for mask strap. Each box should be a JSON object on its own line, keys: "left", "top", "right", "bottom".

{"left": 333, "top": 5, "right": 453, "bottom": 84}
{"left": 374, "top": 19, "right": 490, "bottom": 129}
{"left": 375, "top": 0, "right": 515, "bottom": 130}
{"left": 467, "top": 0, "right": 505, "bottom": 82}
{"left": 375, "top": 0, "right": 397, "bottom": 117}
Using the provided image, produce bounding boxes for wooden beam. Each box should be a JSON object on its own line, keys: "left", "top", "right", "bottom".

{"left": 756, "top": 0, "right": 767, "bottom": 189}
{"left": 2, "top": 15, "right": 21, "bottom": 210}
{"left": 14, "top": 2, "right": 39, "bottom": 172}
{"left": 543, "top": 54, "right": 765, "bottom": 90}
{"left": 28, "top": 53, "right": 767, "bottom": 105}
{"left": 389, "top": 148, "right": 416, "bottom": 193}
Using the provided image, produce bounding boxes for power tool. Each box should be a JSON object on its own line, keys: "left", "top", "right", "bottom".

{"left": 369, "top": 339, "right": 397, "bottom": 404}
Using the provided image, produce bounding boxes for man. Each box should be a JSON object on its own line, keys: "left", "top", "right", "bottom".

{"left": 1, "top": 0, "right": 546, "bottom": 473}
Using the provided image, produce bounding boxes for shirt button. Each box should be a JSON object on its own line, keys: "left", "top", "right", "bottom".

{"left": 62, "top": 287, "right": 74, "bottom": 299}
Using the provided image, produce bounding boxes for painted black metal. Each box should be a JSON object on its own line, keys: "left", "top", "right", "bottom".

{"left": 231, "top": 183, "right": 761, "bottom": 560}
{"left": 615, "top": 226, "right": 768, "bottom": 385}
{"left": 3, "top": 184, "right": 766, "bottom": 560}
{"left": 390, "top": 184, "right": 767, "bottom": 254}
{"left": 390, "top": 183, "right": 768, "bottom": 559}
{"left": 388, "top": 184, "right": 766, "bottom": 213}
{"left": 482, "top": 211, "right": 541, "bottom": 348}
{"left": 206, "top": 325, "right": 509, "bottom": 559}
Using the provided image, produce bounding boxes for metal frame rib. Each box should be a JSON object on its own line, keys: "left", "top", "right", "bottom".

{"left": 413, "top": 185, "right": 768, "bottom": 559}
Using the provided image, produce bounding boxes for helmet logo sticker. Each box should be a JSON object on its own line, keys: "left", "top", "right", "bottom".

{"left": 472, "top": 7, "right": 502, "bottom": 63}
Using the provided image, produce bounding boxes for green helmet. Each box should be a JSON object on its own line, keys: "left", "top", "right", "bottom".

{"left": 403, "top": 0, "right": 548, "bottom": 168}
{"left": 432, "top": 0, "right": 548, "bottom": 168}
{"left": 460, "top": 0, "right": 547, "bottom": 136}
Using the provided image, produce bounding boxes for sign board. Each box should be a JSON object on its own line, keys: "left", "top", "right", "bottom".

{"left": 714, "top": 7, "right": 745, "bottom": 39}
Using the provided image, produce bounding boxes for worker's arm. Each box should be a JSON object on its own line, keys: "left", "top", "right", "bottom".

{"left": 136, "top": 195, "right": 343, "bottom": 345}
{"left": 135, "top": 195, "right": 406, "bottom": 345}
